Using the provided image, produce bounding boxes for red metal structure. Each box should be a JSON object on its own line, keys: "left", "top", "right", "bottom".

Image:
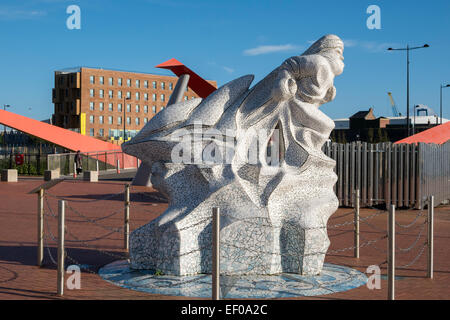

{"left": 0, "top": 109, "right": 120, "bottom": 152}
{"left": 156, "top": 58, "right": 217, "bottom": 98}
{"left": 395, "top": 122, "right": 450, "bottom": 144}
{"left": 0, "top": 109, "right": 139, "bottom": 169}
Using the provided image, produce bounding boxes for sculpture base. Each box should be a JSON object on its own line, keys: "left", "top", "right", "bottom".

{"left": 99, "top": 260, "right": 367, "bottom": 298}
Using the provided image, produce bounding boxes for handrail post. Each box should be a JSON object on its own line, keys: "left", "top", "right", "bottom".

{"left": 212, "top": 207, "right": 220, "bottom": 300}
{"left": 37, "top": 188, "right": 44, "bottom": 267}
{"left": 124, "top": 184, "right": 130, "bottom": 251}
{"left": 57, "top": 200, "right": 65, "bottom": 296}
{"left": 427, "top": 195, "right": 434, "bottom": 279}
{"left": 388, "top": 204, "right": 395, "bottom": 300}
{"left": 354, "top": 189, "right": 360, "bottom": 258}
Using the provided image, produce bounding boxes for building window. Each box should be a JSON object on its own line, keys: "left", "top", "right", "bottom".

{"left": 99, "top": 76, "right": 104, "bottom": 85}
{"left": 144, "top": 105, "right": 148, "bottom": 113}
{"left": 152, "top": 105, "right": 156, "bottom": 113}
{"left": 144, "top": 80, "right": 148, "bottom": 88}
{"left": 127, "top": 79, "right": 131, "bottom": 87}
{"left": 99, "top": 89, "right": 104, "bottom": 98}
{"left": 118, "top": 103, "right": 122, "bottom": 112}
{"left": 126, "top": 91, "right": 131, "bottom": 99}
{"left": 135, "top": 92, "right": 140, "bottom": 100}
{"left": 135, "top": 118, "right": 140, "bottom": 125}
{"left": 135, "top": 105, "right": 140, "bottom": 113}
{"left": 90, "top": 128, "right": 94, "bottom": 136}
{"left": 152, "top": 93, "right": 156, "bottom": 101}
{"left": 90, "top": 75, "right": 95, "bottom": 84}
{"left": 109, "top": 77, "right": 114, "bottom": 86}
{"left": 169, "top": 83, "right": 173, "bottom": 90}
{"left": 90, "top": 89, "right": 94, "bottom": 97}
{"left": 108, "top": 103, "right": 113, "bottom": 111}
{"left": 126, "top": 104, "right": 131, "bottom": 112}
{"left": 127, "top": 117, "right": 131, "bottom": 125}
{"left": 90, "top": 102, "right": 94, "bottom": 110}
{"left": 118, "top": 91, "right": 122, "bottom": 99}
{"left": 118, "top": 78, "right": 122, "bottom": 86}
{"left": 144, "top": 118, "right": 148, "bottom": 124}
{"left": 99, "top": 102, "right": 104, "bottom": 111}
{"left": 108, "top": 116, "right": 113, "bottom": 124}
{"left": 99, "top": 128, "right": 104, "bottom": 137}
{"left": 161, "top": 82, "right": 165, "bottom": 90}
{"left": 89, "top": 115, "right": 94, "bottom": 124}
{"left": 161, "top": 94, "right": 165, "bottom": 102}
{"left": 161, "top": 106, "right": 164, "bottom": 110}
{"left": 144, "top": 93, "right": 148, "bottom": 101}
{"left": 118, "top": 116, "right": 122, "bottom": 125}
{"left": 136, "top": 80, "right": 140, "bottom": 88}
{"left": 184, "top": 96, "right": 188, "bottom": 101}
{"left": 99, "top": 116, "right": 104, "bottom": 124}
{"left": 108, "top": 90, "right": 113, "bottom": 99}
{"left": 152, "top": 81, "right": 156, "bottom": 89}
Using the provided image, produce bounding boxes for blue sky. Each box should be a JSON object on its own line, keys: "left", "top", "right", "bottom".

{"left": 0, "top": 0, "right": 449, "bottom": 122}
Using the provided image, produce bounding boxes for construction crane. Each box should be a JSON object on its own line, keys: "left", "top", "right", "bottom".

{"left": 387, "top": 92, "right": 401, "bottom": 117}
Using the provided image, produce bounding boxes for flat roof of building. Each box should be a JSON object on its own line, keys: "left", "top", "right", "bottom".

{"left": 55, "top": 66, "right": 216, "bottom": 82}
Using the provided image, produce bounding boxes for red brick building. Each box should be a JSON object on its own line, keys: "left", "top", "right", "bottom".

{"left": 52, "top": 67, "right": 216, "bottom": 143}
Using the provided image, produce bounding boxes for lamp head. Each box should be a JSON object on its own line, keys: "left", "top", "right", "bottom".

{"left": 423, "top": 44, "right": 429, "bottom": 48}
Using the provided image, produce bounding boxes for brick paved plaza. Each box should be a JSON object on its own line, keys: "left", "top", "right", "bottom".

{"left": 0, "top": 177, "right": 448, "bottom": 300}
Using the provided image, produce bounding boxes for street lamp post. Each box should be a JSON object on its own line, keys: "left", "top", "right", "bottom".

{"left": 388, "top": 44, "right": 429, "bottom": 137}
{"left": 440, "top": 84, "right": 450, "bottom": 125}
{"left": 3, "top": 105, "right": 11, "bottom": 148}
{"left": 123, "top": 96, "right": 131, "bottom": 142}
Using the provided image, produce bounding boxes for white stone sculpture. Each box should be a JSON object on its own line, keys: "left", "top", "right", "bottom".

{"left": 122, "top": 34, "right": 344, "bottom": 276}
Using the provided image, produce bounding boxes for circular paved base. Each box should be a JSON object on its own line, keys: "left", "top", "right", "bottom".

{"left": 99, "top": 260, "right": 367, "bottom": 298}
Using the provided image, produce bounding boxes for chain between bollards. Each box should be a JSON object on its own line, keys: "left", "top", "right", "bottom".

{"left": 212, "top": 207, "right": 220, "bottom": 300}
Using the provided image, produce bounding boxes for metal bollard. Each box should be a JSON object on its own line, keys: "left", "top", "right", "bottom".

{"left": 37, "top": 188, "right": 44, "bottom": 267}
{"left": 388, "top": 204, "right": 395, "bottom": 300}
{"left": 57, "top": 200, "right": 65, "bottom": 296}
{"left": 427, "top": 195, "right": 434, "bottom": 279}
{"left": 354, "top": 189, "right": 360, "bottom": 258}
{"left": 117, "top": 159, "right": 120, "bottom": 174}
{"left": 212, "top": 207, "right": 220, "bottom": 300}
{"left": 73, "top": 162, "right": 77, "bottom": 178}
{"left": 124, "top": 184, "right": 130, "bottom": 251}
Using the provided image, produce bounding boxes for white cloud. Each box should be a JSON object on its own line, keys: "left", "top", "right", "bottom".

{"left": 0, "top": 7, "right": 47, "bottom": 20}
{"left": 243, "top": 44, "right": 302, "bottom": 56}
{"left": 207, "top": 61, "right": 235, "bottom": 74}
{"left": 343, "top": 39, "right": 358, "bottom": 48}
{"left": 222, "top": 66, "right": 234, "bottom": 74}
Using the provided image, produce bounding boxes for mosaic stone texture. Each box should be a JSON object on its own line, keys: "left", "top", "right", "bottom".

{"left": 122, "top": 34, "right": 344, "bottom": 276}
{"left": 99, "top": 260, "right": 367, "bottom": 298}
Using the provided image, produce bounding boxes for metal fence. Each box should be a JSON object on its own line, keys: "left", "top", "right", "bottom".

{"left": 323, "top": 141, "right": 450, "bottom": 208}
{"left": 0, "top": 152, "right": 47, "bottom": 175}
{"left": 47, "top": 150, "right": 139, "bottom": 176}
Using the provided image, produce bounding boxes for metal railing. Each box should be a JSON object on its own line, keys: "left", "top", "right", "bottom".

{"left": 323, "top": 141, "right": 450, "bottom": 208}
{"left": 47, "top": 150, "right": 139, "bottom": 176}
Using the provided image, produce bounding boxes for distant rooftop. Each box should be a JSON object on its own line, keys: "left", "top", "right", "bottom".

{"left": 54, "top": 66, "right": 216, "bottom": 82}
{"left": 55, "top": 66, "right": 176, "bottom": 77}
